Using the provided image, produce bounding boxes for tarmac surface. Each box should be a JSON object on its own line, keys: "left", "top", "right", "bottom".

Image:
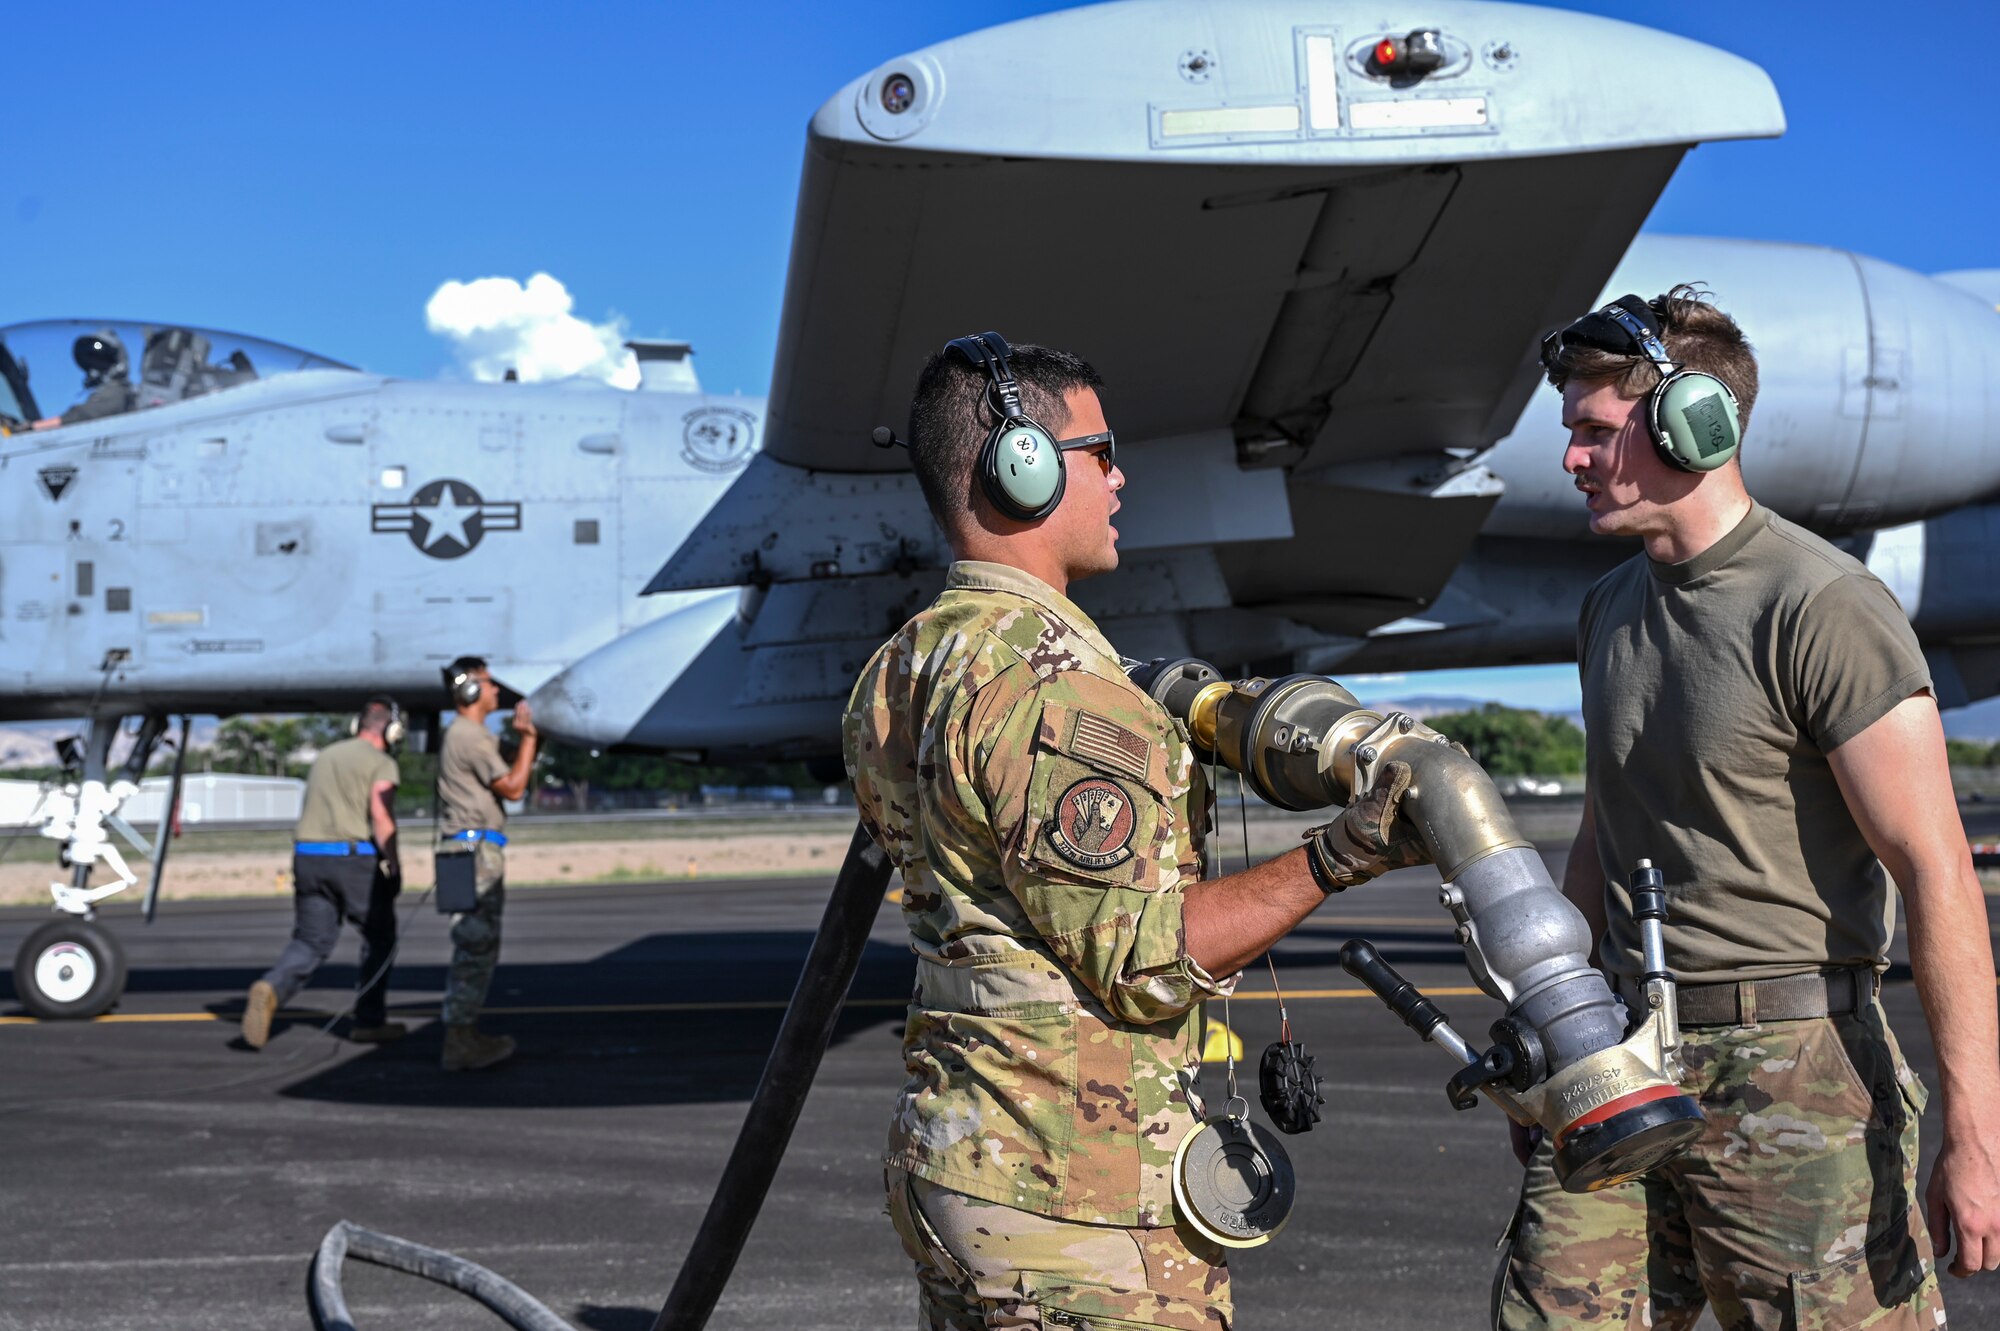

{"left": 3, "top": 820, "right": 1998, "bottom": 1329}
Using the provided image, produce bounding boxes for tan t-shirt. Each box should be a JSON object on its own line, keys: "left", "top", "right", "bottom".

{"left": 438, "top": 716, "right": 509, "bottom": 838}
{"left": 294, "top": 737, "right": 398, "bottom": 845}
{"left": 1579, "top": 505, "right": 1932, "bottom": 985}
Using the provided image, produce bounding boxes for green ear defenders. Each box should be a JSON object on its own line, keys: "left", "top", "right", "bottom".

{"left": 1545, "top": 295, "right": 1742, "bottom": 473}
{"left": 946, "top": 332, "right": 1067, "bottom": 521}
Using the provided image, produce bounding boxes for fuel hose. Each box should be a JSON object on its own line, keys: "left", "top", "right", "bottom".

{"left": 303, "top": 821, "right": 893, "bottom": 1331}
{"left": 650, "top": 821, "right": 893, "bottom": 1330}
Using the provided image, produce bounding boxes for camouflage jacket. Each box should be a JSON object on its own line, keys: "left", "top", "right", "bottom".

{"left": 843, "top": 560, "right": 1226, "bottom": 1227}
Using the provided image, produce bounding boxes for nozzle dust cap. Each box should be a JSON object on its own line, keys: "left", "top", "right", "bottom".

{"left": 1171, "top": 1114, "right": 1296, "bottom": 1248}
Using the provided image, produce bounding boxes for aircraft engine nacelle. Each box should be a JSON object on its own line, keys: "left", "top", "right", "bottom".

{"left": 527, "top": 591, "right": 742, "bottom": 751}
{"left": 1485, "top": 235, "right": 2000, "bottom": 535}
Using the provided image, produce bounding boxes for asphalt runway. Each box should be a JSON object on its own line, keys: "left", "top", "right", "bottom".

{"left": 3, "top": 836, "right": 1997, "bottom": 1329}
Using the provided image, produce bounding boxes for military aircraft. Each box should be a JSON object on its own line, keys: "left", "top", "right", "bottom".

{"left": 4, "top": 0, "right": 1998, "bottom": 1018}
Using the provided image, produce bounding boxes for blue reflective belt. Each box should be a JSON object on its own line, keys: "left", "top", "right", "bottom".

{"left": 295, "top": 841, "right": 376, "bottom": 857}
{"left": 447, "top": 829, "right": 508, "bottom": 847}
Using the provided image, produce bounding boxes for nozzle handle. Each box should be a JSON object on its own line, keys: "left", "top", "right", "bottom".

{"left": 1629, "top": 858, "right": 1671, "bottom": 983}
{"left": 1339, "top": 938, "right": 1448, "bottom": 1043}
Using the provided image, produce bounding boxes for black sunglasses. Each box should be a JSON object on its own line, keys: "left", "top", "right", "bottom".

{"left": 1055, "top": 430, "right": 1116, "bottom": 474}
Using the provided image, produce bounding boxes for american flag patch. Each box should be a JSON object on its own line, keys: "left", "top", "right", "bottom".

{"left": 1069, "top": 711, "right": 1152, "bottom": 783}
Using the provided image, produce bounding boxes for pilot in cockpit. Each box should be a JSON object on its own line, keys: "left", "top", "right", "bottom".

{"left": 32, "top": 328, "right": 137, "bottom": 429}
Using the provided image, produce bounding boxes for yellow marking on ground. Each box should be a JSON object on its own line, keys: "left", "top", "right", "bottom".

{"left": 885, "top": 887, "right": 904, "bottom": 904}
{"left": 7, "top": 979, "right": 1988, "bottom": 1027}
{"left": 1308, "top": 916, "right": 1455, "bottom": 928}
{"left": 0, "top": 987, "right": 1495, "bottom": 1026}
{"left": 1231, "top": 988, "right": 1487, "bottom": 1001}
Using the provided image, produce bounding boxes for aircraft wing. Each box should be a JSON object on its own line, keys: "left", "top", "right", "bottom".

{"left": 538, "top": 1, "right": 1786, "bottom": 757}
{"left": 650, "top": 0, "right": 1781, "bottom": 600}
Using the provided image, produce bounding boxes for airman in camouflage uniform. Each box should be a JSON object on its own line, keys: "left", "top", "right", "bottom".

{"left": 846, "top": 336, "right": 1428, "bottom": 1329}
{"left": 1498, "top": 1003, "right": 1943, "bottom": 1330}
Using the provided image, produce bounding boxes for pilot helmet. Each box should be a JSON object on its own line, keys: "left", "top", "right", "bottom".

{"left": 73, "top": 328, "right": 128, "bottom": 384}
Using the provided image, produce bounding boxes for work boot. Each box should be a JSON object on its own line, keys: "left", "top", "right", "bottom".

{"left": 241, "top": 980, "right": 278, "bottom": 1050}
{"left": 441, "top": 1024, "right": 515, "bottom": 1072}
{"left": 348, "top": 1020, "right": 408, "bottom": 1045}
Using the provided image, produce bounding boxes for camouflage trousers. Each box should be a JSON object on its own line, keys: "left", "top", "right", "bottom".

{"left": 1494, "top": 1001, "right": 1944, "bottom": 1330}
{"left": 441, "top": 842, "right": 504, "bottom": 1027}
{"left": 886, "top": 1169, "right": 1231, "bottom": 1330}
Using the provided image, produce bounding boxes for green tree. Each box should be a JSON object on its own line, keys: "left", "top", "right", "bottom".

{"left": 1943, "top": 738, "right": 1994, "bottom": 768}
{"left": 1423, "top": 703, "right": 1586, "bottom": 776}
{"left": 537, "top": 739, "right": 822, "bottom": 810}
{"left": 209, "top": 714, "right": 346, "bottom": 778}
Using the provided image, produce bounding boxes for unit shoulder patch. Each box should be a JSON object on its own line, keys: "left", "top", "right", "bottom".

{"left": 1047, "top": 776, "right": 1138, "bottom": 870}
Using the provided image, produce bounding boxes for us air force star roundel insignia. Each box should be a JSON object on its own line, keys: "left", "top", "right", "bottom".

{"left": 370, "top": 478, "right": 522, "bottom": 559}
{"left": 1048, "top": 777, "right": 1137, "bottom": 870}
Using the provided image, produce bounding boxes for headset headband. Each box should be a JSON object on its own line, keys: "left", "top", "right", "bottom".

{"left": 1596, "top": 303, "right": 1676, "bottom": 374}
{"left": 946, "top": 331, "right": 1025, "bottom": 420}
{"left": 1543, "top": 295, "right": 1675, "bottom": 374}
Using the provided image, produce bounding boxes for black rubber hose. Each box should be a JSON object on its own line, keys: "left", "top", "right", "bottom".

{"left": 308, "top": 1220, "right": 578, "bottom": 1331}
{"left": 651, "top": 821, "right": 893, "bottom": 1331}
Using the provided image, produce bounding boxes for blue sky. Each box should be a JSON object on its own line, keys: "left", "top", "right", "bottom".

{"left": 8, "top": 1, "right": 1993, "bottom": 714}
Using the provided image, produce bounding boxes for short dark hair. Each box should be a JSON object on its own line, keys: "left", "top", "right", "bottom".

{"left": 1544, "top": 284, "right": 1760, "bottom": 440}
{"left": 447, "top": 655, "right": 488, "bottom": 680}
{"left": 906, "top": 342, "right": 1104, "bottom": 526}
{"left": 359, "top": 696, "right": 398, "bottom": 734}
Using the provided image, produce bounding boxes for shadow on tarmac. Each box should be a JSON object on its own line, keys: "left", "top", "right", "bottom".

{"left": 261, "top": 929, "right": 919, "bottom": 1109}
{"left": 0, "top": 929, "right": 920, "bottom": 1109}
{"left": 572, "top": 1306, "right": 657, "bottom": 1331}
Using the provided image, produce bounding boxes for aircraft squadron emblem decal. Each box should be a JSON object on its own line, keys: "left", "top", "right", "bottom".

{"left": 371, "top": 478, "right": 521, "bottom": 559}
{"left": 1047, "top": 777, "right": 1137, "bottom": 870}
{"left": 681, "top": 406, "right": 758, "bottom": 473}
{"left": 38, "top": 464, "right": 78, "bottom": 502}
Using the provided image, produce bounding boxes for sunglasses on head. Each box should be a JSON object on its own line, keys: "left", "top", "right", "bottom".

{"left": 1056, "top": 430, "right": 1116, "bottom": 474}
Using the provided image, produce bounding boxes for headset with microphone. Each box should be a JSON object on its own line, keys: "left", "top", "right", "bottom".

{"left": 349, "top": 696, "right": 407, "bottom": 748}
{"left": 947, "top": 332, "right": 1069, "bottom": 520}
{"left": 1542, "top": 295, "right": 1742, "bottom": 473}
{"left": 443, "top": 663, "right": 486, "bottom": 708}
{"left": 875, "top": 333, "right": 1117, "bottom": 522}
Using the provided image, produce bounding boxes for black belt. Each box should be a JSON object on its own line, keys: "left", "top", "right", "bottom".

{"left": 1622, "top": 968, "right": 1878, "bottom": 1027}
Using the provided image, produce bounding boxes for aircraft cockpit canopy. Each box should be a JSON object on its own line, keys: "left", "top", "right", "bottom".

{"left": 0, "top": 319, "right": 354, "bottom": 432}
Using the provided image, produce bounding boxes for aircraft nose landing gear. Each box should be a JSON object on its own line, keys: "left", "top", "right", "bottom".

{"left": 14, "top": 917, "right": 126, "bottom": 1020}
{"left": 9, "top": 711, "right": 188, "bottom": 1020}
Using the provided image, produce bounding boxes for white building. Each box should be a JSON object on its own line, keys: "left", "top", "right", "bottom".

{"left": 0, "top": 774, "right": 305, "bottom": 829}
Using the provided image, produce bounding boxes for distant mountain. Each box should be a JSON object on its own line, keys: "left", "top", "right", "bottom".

{"left": 0, "top": 718, "right": 221, "bottom": 772}
{"left": 1389, "top": 692, "right": 2000, "bottom": 740}
{"left": 1374, "top": 696, "right": 1587, "bottom": 730}
{"left": 1368, "top": 694, "right": 1489, "bottom": 719}
{"left": 0, "top": 724, "right": 66, "bottom": 768}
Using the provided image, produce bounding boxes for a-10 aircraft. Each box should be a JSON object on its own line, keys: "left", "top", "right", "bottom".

{"left": 4, "top": 0, "right": 1998, "bottom": 1018}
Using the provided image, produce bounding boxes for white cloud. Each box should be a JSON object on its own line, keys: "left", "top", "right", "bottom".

{"left": 424, "top": 273, "right": 639, "bottom": 388}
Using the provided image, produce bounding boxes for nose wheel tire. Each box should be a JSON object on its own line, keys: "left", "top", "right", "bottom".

{"left": 13, "top": 918, "right": 126, "bottom": 1020}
